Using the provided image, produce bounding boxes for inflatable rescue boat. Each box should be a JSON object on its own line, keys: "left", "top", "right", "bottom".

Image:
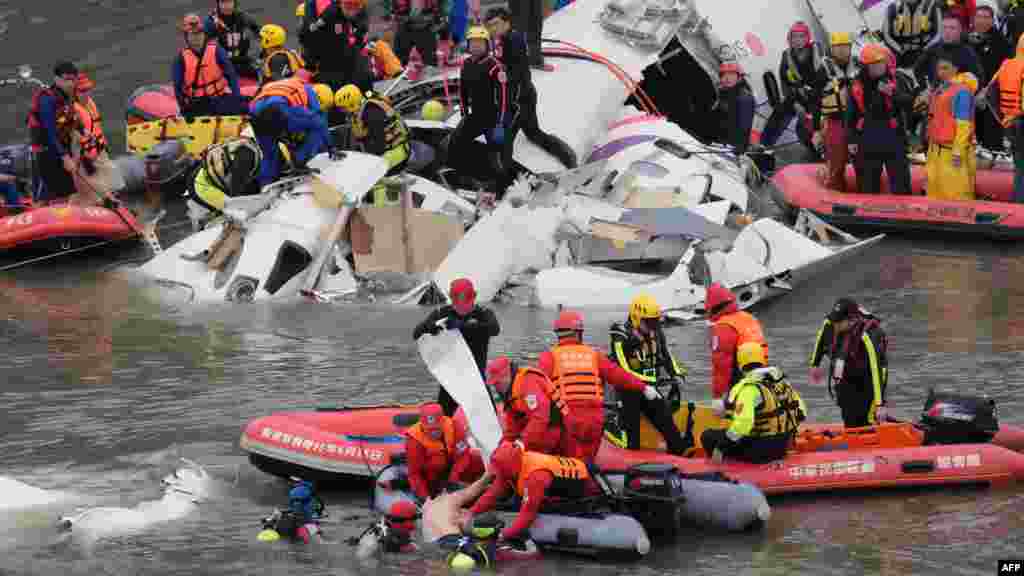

{"left": 772, "top": 163, "right": 1024, "bottom": 239}
{"left": 0, "top": 201, "right": 140, "bottom": 256}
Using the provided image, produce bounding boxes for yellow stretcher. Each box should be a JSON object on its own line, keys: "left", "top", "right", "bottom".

{"left": 630, "top": 402, "right": 727, "bottom": 454}
{"left": 126, "top": 115, "right": 249, "bottom": 158}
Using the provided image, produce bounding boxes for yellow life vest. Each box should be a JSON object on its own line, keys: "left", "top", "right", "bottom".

{"left": 893, "top": 0, "right": 936, "bottom": 38}
{"left": 725, "top": 367, "right": 805, "bottom": 439}
{"left": 819, "top": 58, "right": 853, "bottom": 117}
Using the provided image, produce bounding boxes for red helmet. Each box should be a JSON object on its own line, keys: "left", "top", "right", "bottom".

{"left": 181, "top": 13, "right": 204, "bottom": 34}
{"left": 789, "top": 21, "right": 811, "bottom": 40}
{"left": 490, "top": 441, "right": 523, "bottom": 481}
{"left": 386, "top": 500, "right": 419, "bottom": 534}
{"left": 486, "top": 357, "right": 512, "bottom": 390}
{"left": 553, "top": 309, "right": 584, "bottom": 334}
{"left": 704, "top": 282, "right": 736, "bottom": 316}
{"left": 449, "top": 278, "right": 476, "bottom": 316}
{"left": 418, "top": 403, "right": 445, "bottom": 433}
{"left": 719, "top": 62, "right": 743, "bottom": 76}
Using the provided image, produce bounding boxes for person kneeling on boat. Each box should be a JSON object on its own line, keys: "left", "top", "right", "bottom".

{"left": 809, "top": 298, "right": 889, "bottom": 428}
{"left": 249, "top": 76, "right": 330, "bottom": 185}
{"left": 259, "top": 23, "right": 306, "bottom": 82}
{"left": 335, "top": 84, "right": 413, "bottom": 176}
{"left": 405, "top": 403, "right": 485, "bottom": 502}
{"left": 607, "top": 294, "right": 690, "bottom": 456}
{"left": 174, "top": 13, "right": 244, "bottom": 120}
{"left": 486, "top": 357, "right": 564, "bottom": 455}
{"left": 701, "top": 342, "right": 807, "bottom": 464}
{"left": 926, "top": 54, "right": 978, "bottom": 202}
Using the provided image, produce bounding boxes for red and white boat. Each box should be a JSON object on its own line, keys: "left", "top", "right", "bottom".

{"left": 0, "top": 201, "right": 140, "bottom": 256}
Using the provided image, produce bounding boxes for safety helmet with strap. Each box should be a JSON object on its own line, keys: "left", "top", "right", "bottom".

{"left": 335, "top": 84, "right": 363, "bottom": 113}
{"left": 260, "top": 24, "right": 287, "bottom": 51}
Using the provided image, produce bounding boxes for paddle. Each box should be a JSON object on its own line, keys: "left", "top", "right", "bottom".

{"left": 416, "top": 329, "right": 501, "bottom": 464}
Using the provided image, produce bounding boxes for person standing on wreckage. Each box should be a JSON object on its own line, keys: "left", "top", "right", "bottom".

{"left": 413, "top": 278, "right": 501, "bottom": 417}
{"left": 759, "top": 21, "right": 822, "bottom": 155}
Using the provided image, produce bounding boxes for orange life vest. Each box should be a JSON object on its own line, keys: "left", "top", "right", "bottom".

{"left": 74, "top": 98, "right": 107, "bottom": 161}
{"left": 26, "top": 87, "right": 73, "bottom": 152}
{"left": 714, "top": 310, "right": 768, "bottom": 363}
{"left": 181, "top": 43, "right": 231, "bottom": 99}
{"left": 928, "top": 83, "right": 972, "bottom": 146}
{"left": 850, "top": 79, "right": 899, "bottom": 130}
{"left": 515, "top": 451, "right": 589, "bottom": 499}
{"left": 509, "top": 367, "right": 563, "bottom": 425}
{"left": 405, "top": 417, "right": 458, "bottom": 461}
{"left": 254, "top": 77, "right": 310, "bottom": 108}
{"left": 549, "top": 344, "right": 603, "bottom": 407}
{"left": 996, "top": 58, "right": 1024, "bottom": 118}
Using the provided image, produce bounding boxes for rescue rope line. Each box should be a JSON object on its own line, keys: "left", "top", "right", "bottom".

{"left": 540, "top": 38, "right": 661, "bottom": 116}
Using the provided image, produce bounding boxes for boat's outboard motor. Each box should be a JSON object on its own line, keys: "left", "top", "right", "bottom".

{"left": 0, "top": 144, "right": 31, "bottom": 197}
{"left": 143, "top": 140, "right": 193, "bottom": 201}
{"left": 620, "top": 463, "right": 685, "bottom": 541}
{"left": 919, "top": 389, "right": 999, "bottom": 445}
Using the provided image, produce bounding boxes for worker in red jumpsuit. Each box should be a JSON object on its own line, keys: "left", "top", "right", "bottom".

{"left": 536, "top": 310, "right": 653, "bottom": 462}
{"left": 486, "top": 356, "right": 563, "bottom": 455}
{"left": 704, "top": 283, "right": 769, "bottom": 407}
{"left": 404, "top": 403, "right": 484, "bottom": 502}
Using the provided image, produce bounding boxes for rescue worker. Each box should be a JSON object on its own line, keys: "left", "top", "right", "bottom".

{"left": 299, "top": 0, "right": 373, "bottom": 92}
{"left": 184, "top": 134, "right": 262, "bottom": 227}
{"left": 704, "top": 282, "right": 768, "bottom": 403}
{"left": 847, "top": 44, "right": 913, "bottom": 195}
{"left": 205, "top": 0, "right": 262, "bottom": 79}
{"left": 511, "top": 0, "right": 545, "bottom": 68}
{"left": 390, "top": 0, "right": 448, "bottom": 66}
{"left": 376, "top": 501, "right": 419, "bottom": 553}
{"left": 404, "top": 403, "right": 484, "bottom": 502}
{"left": 485, "top": 7, "right": 577, "bottom": 175}
{"left": 700, "top": 343, "right": 807, "bottom": 464}
{"left": 967, "top": 4, "right": 1011, "bottom": 150}
{"left": 28, "top": 61, "right": 79, "bottom": 201}
{"left": 284, "top": 477, "right": 325, "bottom": 542}
{"left": 485, "top": 357, "right": 563, "bottom": 455}
{"left": 809, "top": 298, "right": 889, "bottom": 428}
{"left": 69, "top": 80, "right": 117, "bottom": 205}
{"left": 537, "top": 310, "right": 652, "bottom": 463}
{"left": 813, "top": 32, "right": 857, "bottom": 191}
{"left": 295, "top": 2, "right": 306, "bottom": 37}
{"left": 714, "top": 61, "right": 756, "bottom": 155}
{"left": 449, "top": 26, "right": 508, "bottom": 194}
{"left": 607, "top": 295, "right": 690, "bottom": 455}
{"left": 259, "top": 24, "right": 305, "bottom": 82}
{"left": 947, "top": 0, "right": 978, "bottom": 30}
{"left": 173, "top": 13, "right": 243, "bottom": 119}
{"left": 986, "top": 34, "right": 1024, "bottom": 200}
{"left": 413, "top": 277, "right": 501, "bottom": 416}
{"left": 956, "top": 71, "right": 981, "bottom": 185}
{"left": 467, "top": 441, "right": 599, "bottom": 544}
{"left": 913, "top": 13, "right": 984, "bottom": 88}
{"left": 883, "top": 0, "right": 943, "bottom": 68}
{"left": 1005, "top": 0, "right": 1024, "bottom": 46}
{"left": 761, "top": 21, "right": 821, "bottom": 151}
{"left": 926, "top": 53, "right": 977, "bottom": 201}
{"left": 334, "top": 85, "right": 412, "bottom": 175}
{"left": 248, "top": 75, "right": 330, "bottom": 185}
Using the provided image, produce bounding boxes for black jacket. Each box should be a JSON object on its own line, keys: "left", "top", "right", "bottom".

{"left": 913, "top": 41, "right": 984, "bottom": 88}
{"left": 459, "top": 54, "right": 507, "bottom": 126}
{"left": 809, "top": 316, "right": 888, "bottom": 406}
{"left": 716, "top": 83, "right": 756, "bottom": 154}
{"left": 413, "top": 304, "right": 500, "bottom": 375}
{"left": 496, "top": 30, "right": 531, "bottom": 100}
{"left": 966, "top": 29, "right": 1011, "bottom": 85}
{"left": 608, "top": 322, "right": 686, "bottom": 384}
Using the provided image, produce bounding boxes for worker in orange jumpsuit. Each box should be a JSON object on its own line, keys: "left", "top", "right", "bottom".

{"left": 404, "top": 403, "right": 484, "bottom": 502}
{"left": 704, "top": 283, "right": 769, "bottom": 406}
{"left": 536, "top": 310, "right": 652, "bottom": 462}
{"left": 486, "top": 356, "right": 563, "bottom": 455}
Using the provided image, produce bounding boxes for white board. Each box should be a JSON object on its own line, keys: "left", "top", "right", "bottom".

{"left": 417, "top": 330, "right": 501, "bottom": 464}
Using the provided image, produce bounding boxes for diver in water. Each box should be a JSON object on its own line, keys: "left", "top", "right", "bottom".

{"left": 352, "top": 500, "right": 420, "bottom": 558}
{"left": 260, "top": 477, "right": 326, "bottom": 543}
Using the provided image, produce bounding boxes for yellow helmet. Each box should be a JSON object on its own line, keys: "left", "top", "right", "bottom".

{"left": 313, "top": 83, "right": 334, "bottom": 110}
{"left": 830, "top": 32, "right": 852, "bottom": 46}
{"left": 203, "top": 143, "right": 232, "bottom": 190}
{"left": 295, "top": 2, "right": 305, "bottom": 18}
{"left": 421, "top": 99, "right": 445, "bottom": 121}
{"left": 628, "top": 294, "right": 662, "bottom": 328}
{"left": 954, "top": 71, "right": 979, "bottom": 94}
{"left": 737, "top": 342, "right": 767, "bottom": 371}
{"left": 335, "top": 84, "right": 363, "bottom": 113}
{"left": 466, "top": 26, "right": 490, "bottom": 42}
{"left": 260, "top": 24, "right": 287, "bottom": 51}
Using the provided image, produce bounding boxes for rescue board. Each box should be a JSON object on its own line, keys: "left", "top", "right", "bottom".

{"left": 126, "top": 115, "right": 249, "bottom": 158}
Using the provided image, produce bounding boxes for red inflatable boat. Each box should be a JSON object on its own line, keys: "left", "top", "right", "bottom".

{"left": 772, "top": 163, "right": 1024, "bottom": 239}
{"left": 239, "top": 404, "right": 1024, "bottom": 496}
{"left": 0, "top": 202, "right": 139, "bottom": 255}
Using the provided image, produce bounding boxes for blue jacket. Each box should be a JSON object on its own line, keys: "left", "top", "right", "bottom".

{"left": 172, "top": 45, "right": 241, "bottom": 104}
{"left": 36, "top": 91, "right": 69, "bottom": 158}
{"left": 251, "top": 85, "right": 330, "bottom": 183}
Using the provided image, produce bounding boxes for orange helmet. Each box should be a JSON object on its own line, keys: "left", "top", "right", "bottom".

{"left": 860, "top": 43, "right": 888, "bottom": 65}
{"left": 719, "top": 62, "right": 743, "bottom": 76}
{"left": 181, "top": 13, "right": 204, "bottom": 34}
{"left": 553, "top": 309, "right": 584, "bottom": 334}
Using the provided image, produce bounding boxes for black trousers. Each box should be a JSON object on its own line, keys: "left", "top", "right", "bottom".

{"left": 512, "top": 0, "right": 544, "bottom": 65}
{"left": 315, "top": 54, "right": 373, "bottom": 93}
{"left": 976, "top": 105, "right": 1004, "bottom": 151}
{"left": 837, "top": 382, "right": 873, "bottom": 428}
{"left": 450, "top": 115, "right": 500, "bottom": 189}
{"left": 395, "top": 22, "right": 438, "bottom": 66}
{"left": 857, "top": 150, "right": 911, "bottom": 194}
{"left": 701, "top": 429, "right": 789, "bottom": 464}
{"left": 504, "top": 82, "right": 577, "bottom": 170}
{"left": 33, "top": 152, "right": 75, "bottom": 201}
{"left": 618, "top": 390, "right": 689, "bottom": 455}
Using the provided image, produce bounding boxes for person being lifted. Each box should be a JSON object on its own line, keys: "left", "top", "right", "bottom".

{"left": 704, "top": 283, "right": 768, "bottom": 406}
{"left": 485, "top": 356, "right": 563, "bottom": 455}
{"left": 813, "top": 32, "right": 857, "bottom": 191}
{"left": 760, "top": 21, "right": 821, "bottom": 152}
{"left": 607, "top": 295, "right": 690, "bottom": 456}
{"left": 883, "top": 0, "right": 943, "bottom": 68}
{"left": 926, "top": 54, "right": 978, "bottom": 201}
{"left": 713, "top": 61, "right": 756, "bottom": 156}
{"left": 259, "top": 24, "right": 306, "bottom": 82}
{"left": 809, "top": 298, "right": 889, "bottom": 428}
{"left": 248, "top": 75, "right": 331, "bottom": 185}
{"left": 413, "top": 278, "right": 501, "bottom": 416}
{"left": 173, "top": 13, "right": 243, "bottom": 119}
{"left": 537, "top": 310, "right": 652, "bottom": 463}
{"left": 700, "top": 342, "right": 807, "bottom": 464}
{"left": 335, "top": 84, "right": 412, "bottom": 175}
{"left": 205, "top": 0, "right": 262, "bottom": 79}
{"left": 404, "top": 403, "right": 484, "bottom": 503}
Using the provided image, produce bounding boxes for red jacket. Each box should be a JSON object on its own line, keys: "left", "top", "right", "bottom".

{"left": 469, "top": 469, "right": 601, "bottom": 539}
{"left": 404, "top": 421, "right": 475, "bottom": 500}
{"left": 710, "top": 322, "right": 739, "bottom": 399}
{"left": 537, "top": 340, "right": 647, "bottom": 400}
{"left": 502, "top": 369, "right": 563, "bottom": 454}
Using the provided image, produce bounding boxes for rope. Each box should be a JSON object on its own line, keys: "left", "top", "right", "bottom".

{"left": 541, "top": 38, "right": 661, "bottom": 115}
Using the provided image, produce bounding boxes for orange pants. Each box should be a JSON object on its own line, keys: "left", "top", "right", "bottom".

{"left": 560, "top": 404, "right": 604, "bottom": 462}
{"left": 823, "top": 117, "right": 849, "bottom": 192}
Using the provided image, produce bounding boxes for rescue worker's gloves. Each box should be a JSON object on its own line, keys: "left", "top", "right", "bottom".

{"left": 642, "top": 385, "right": 662, "bottom": 401}
{"left": 488, "top": 126, "right": 505, "bottom": 146}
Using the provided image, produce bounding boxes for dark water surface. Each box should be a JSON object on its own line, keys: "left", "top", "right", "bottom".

{"left": 1, "top": 2, "right": 1024, "bottom": 575}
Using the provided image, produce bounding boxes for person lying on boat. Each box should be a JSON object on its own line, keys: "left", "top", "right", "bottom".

{"left": 27, "top": 61, "right": 79, "bottom": 202}
{"left": 258, "top": 24, "right": 305, "bottom": 83}
{"left": 701, "top": 342, "right": 807, "bottom": 464}
{"left": 926, "top": 58, "right": 978, "bottom": 201}
{"left": 353, "top": 500, "right": 420, "bottom": 558}
{"left": 249, "top": 76, "right": 331, "bottom": 185}
{"left": 404, "top": 403, "right": 485, "bottom": 502}
{"left": 713, "top": 61, "right": 756, "bottom": 157}
{"left": 174, "top": 13, "right": 244, "bottom": 120}
{"left": 413, "top": 277, "right": 500, "bottom": 416}
{"left": 205, "top": 0, "right": 262, "bottom": 80}
{"left": 704, "top": 283, "right": 769, "bottom": 404}
{"left": 606, "top": 294, "right": 690, "bottom": 456}
{"left": 486, "top": 357, "right": 564, "bottom": 455}
{"left": 809, "top": 298, "right": 889, "bottom": 428}
{"left": 335, "top": 84, "right": 413, "bottom": 176}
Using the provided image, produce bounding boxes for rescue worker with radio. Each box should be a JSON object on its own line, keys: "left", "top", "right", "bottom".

{"left": 966, "top": 3, "right": 1009, "bottom": 151}
{"left": 606, "top": 295, "right": 690, "bottom": 456}
{"left": 537, "top": 310, "right": 651, "bottom": 463}
{"left": 248, "top": 76, "right": 331, "bottom": 185}
{"left": 925, "top": 54, "right": 978, "bottom": 201}
{"left": 486, "top": 357, "right": 564, "bottom": 455}
{"left": 761, "top": 21, "right": 821, "bottom": 151}
{"left": 390, "top": 0, "right": 449, "bottom": 66}
{"left": 981, "top": 34, "right": 1024, "bottom": 200}
{"left": 404, "top": 403, "right": 485, "bottom": 502}
{"left": 205, "top": 0, "right": 262, "bottom": 79}
{"left": 335, "top": 84, "right": 412, "bottom": 175}
{"left": 28, "top": 61, "right": 79, "bottom": 201}
{"left": 813, "top": 32, "right": 857, "bottom": 191}
{"left": 700, "top": 342, "right": 807, "bottom": 464}
{"left": 173, "top": 13, "right": 243, "bottom": 119}
{"left": 704, "top": 283, "right": 769, "bottom": 404}
{"left": 809, "top": 298, "right": 889, "bottom": 428}
{"left": 259, "top": 24, "right": 306, "bottom": 82}
{"left": 883, "top": 0, "right": 943, "bottom": 68}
